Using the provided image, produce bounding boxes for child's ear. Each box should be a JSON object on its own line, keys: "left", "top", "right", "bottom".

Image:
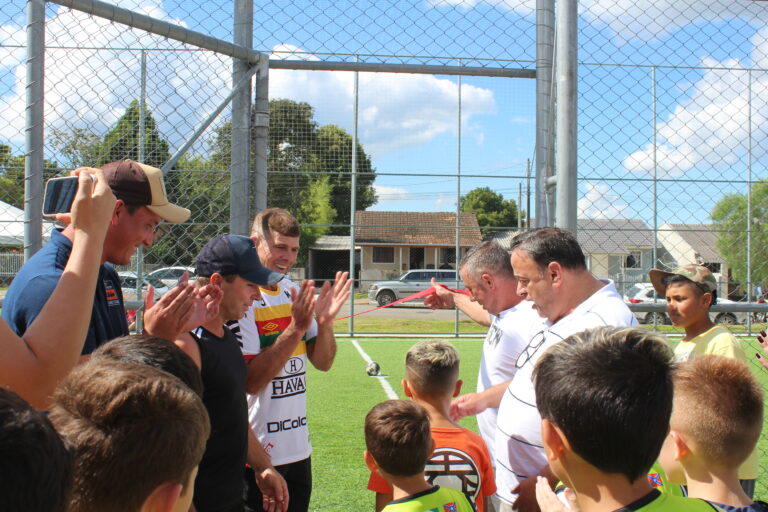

{"left": 427, "top": 436, "right": 436, "bottom": 459}
{"left": 364, "top": 450, "right": 379, "bottom": 472}
{"left": 402, "top": 379, "right": 413, "bottom": 398}
{"left": 139, "top": 482, "right": 182, "bottom": 512}
{"left": 453, "top": 379, "right": 463, "bottom": 397}
{"left": 541, "top": 419, "right": 567, "bottom": 462}
{"left": 670, "top": 430, "right": 691, "bottom": 461}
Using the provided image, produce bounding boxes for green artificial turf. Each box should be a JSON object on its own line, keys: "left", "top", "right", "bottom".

{"left": 306, "top": 336, "right": 768, "bottom": 509}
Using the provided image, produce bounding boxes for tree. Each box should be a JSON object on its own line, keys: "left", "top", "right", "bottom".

{"left": 49, "top": 102, "right": 177, "bottom": 265}
{"left": 315, "top": 124, "right": 376, "bottom": 234}
{"left": 99, "top": 99, "right": 171, "bottom": 168}
{"left": 0, "top": 144, "right": 59, "bottom": 209}
{"left": 297, "top": 175, "right": 337, "bottom": 264}
{"left": 50, "top": 128, "right": 102, "bottom": 169}
{"left": 459, "top": 187, "right": 523, "bottom": 235}
{"left": 711, "top": 181, "right": 768, "bottom": 288}
{"left": 210, "top": 99, "right": 378, "bottom": 235}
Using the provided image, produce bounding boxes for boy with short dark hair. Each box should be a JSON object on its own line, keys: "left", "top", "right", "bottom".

{"left": 649, "top": 265, "right": 744, "bottom": 362}
{"left": 49, "top": 359, "right": 210, "bottom": 512}
{"left": 532, "top": 326, "right": 722, "bottom": 512}
{"left": 659, "top": 355, "right": 766, "bottom": 511}
{"left": 0, "top": 387, "right": 72, "bottom": 512}
{"left": 649, "top": 265, "right": 756, "bottom": 494}
{"left": 367, "top": 340, "right": 495, "bottom": 511}
{"left": 364, "top": 399, "right": 476, "bottom": 512}
{"left": 92, "top": 334, "right": 203, "bottom": 396}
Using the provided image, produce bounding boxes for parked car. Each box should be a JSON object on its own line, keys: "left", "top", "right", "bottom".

{"left": 145, "top": 266, "right": 196, "bottom": 287}
{"left": 624, "top": 282, "right": 747, "bottom": 325}
{"left": 118, "top": 271, "right": 172, "bottom": 301}
{"left": 368, "top": 269, "right": 464, "bottom": 307}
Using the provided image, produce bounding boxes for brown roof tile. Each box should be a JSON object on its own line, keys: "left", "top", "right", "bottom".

{"left": 355, "top": 211, "right": 482, "bottom": 246}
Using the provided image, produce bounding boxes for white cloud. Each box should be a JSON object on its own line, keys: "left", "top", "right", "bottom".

{"left": 434, "top": 193, "right": 455, "bottom": 210}
{"left": 268, "top": 51, "right": 496, "bottom": 156}
{"left": 426, "top": 0, "right": 534, "bottom": 16}
{"left": 1, "top": 8, "right": 496, "bottom": 159}
{"left": 580, "top": 0, "right": 767, "bottom": 42}
{"left": 578, "top": 183, "right": 628, "bottom": 219}
{"left": 623, "top": 47, "right": 768, "bottom": 177}
{"left": 0, "top": 2, "right": 231, "bottom": 146}
{"left": 425, "top": 0, "right": 765, "bottom": 42}
{"left": 373, "top": 185, "right": 410, "bottom": 202}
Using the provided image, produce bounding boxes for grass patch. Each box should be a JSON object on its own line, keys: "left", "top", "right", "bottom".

{"left": 334, "top": 317, "right": 488, "bottom": 335}
{"left": 307, "top": 338, "right": 482, "bottom": 510}
{"left": 307, "top": 336, "right": 768, "bottom": 509}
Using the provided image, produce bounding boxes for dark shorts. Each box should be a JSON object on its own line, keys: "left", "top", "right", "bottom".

{"left": 244, "top": 457, "right": 312, "bottom": 512}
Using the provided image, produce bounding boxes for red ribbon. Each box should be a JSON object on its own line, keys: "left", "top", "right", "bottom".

{"left": 335, "top": 284, "right": 470, "bottom": 321}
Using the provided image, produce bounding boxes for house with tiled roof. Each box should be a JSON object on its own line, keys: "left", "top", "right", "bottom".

{"left": 657, "top": 223, "right": 731, "bottom": 296}
{"left": 307, "top": 211, "right": 481, "bottom": 285}
{"left": 491, "top": 218, "right": 658, "bottom": 294}
{"left": 331, "top": 211, "right": 482, "bottom": 283}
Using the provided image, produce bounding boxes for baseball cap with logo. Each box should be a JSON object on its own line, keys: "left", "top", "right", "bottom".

{"left": 196, "top": 234, "right": 284, "bottom": 286}
{"left": 101, "top": 159, "right": 190, "bottom": 223}
{"left": 649, "top": 264, "right": 718, "bottom": 296}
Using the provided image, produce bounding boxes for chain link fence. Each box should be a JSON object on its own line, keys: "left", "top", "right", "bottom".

{"left": 1, "top": 1, "right": 766, "bottom": 325}
{"left": 2, "top": 0, "right": 768, "bottom": 499}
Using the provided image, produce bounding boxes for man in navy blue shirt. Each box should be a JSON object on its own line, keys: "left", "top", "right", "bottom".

{"left": 3, "top": 159, "right": 191, "bottom": 354}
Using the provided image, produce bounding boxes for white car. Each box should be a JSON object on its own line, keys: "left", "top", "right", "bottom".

{"left": 118, "top": 271, "right": 173, "bottom": 300}
{"left": 624, "top": 282, "right": 745, "bottom": 325}
{"left": 145, "top": 266, "right": 196, "bottom": 288}
{"left": 368, "top": 269, "right": 464, "bottom": 307}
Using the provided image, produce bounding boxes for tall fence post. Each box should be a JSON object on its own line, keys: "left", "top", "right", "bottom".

{"left": 455, "top": 62, "right": 463, "bottom": 336}
{"left": 136, "top": 50, "right": 147, "bottom": 333}
{"left": 253, "top": 58, "right": 269, "bottom": 213}
{"left": 348, "top": 57, "right": 359, "bottom": 333}
{"left": 230, "top": 0, "right": 253, "bottom": 235}
{"left": 24, "top": 0, "right": 45, "bottom": 260}
{"left": 554, "top": 0, "right": 577, "bottom": 233}
{"left": 535, "top": 0, "right": 554, "bottom": 227}
{"left": 746, "top": 69, "right": 753, "bottom": 332}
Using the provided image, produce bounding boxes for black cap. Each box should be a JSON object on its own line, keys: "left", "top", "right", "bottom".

{"left": 195, "top": 235, "right": 284, "bottom": 286}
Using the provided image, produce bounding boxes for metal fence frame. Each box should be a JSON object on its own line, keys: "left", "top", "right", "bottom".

{"left": 16, "top": 0, "right": 768, "bottom": 336}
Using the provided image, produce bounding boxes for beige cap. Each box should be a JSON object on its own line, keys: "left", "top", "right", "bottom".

{"left": 649, "top": 264, "right": 717, "bottom": 296}
{"left": 101, "top": 159, "right": 190, "bottom": 224}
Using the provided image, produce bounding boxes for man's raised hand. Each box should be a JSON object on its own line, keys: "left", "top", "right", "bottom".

{"left": 316, "top": 271, "right": 351, "bottom": 326}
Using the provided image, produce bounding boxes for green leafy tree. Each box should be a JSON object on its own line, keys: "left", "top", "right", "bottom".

{"left": 50, "top": 128, "right": 103, "bottom": 169}
{"left": 98, "top": 99, "right": 171, "bottom": 168}
{"left": 711, "top": 181, "right": 768, "bottom": 288}
{"left": 147, "top": 154, "right": 230, "bottom": 265}
{"left": 210, "top": 99, "right": 378, "bottom": 234}
{"left": 315, "top": 124, "right": 376, "bottom": 234}
{"left": 50, "top": 100, "right": 171, "bottom": 170}
{"left": 459, "top": 187, "right": 523, "bottom": 235}
{"left": 0, "top": 144, "right": 59, "bottom": 209}
{"left": 297, "top": 175, "right": 337, "bottom": 263}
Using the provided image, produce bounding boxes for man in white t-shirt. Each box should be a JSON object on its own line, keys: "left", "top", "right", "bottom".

{"left": 425, "top": 241, "right": 542, "bottom": 462}
{"left": 231, "top": 208, "right": 351, "bottom": 512}
{"left": 494, "top": 227, "right": 636, "bottom": 512}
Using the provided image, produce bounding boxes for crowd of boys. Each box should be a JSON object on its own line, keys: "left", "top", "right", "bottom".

{"left": 0, "top": 158, "right": 766, "bottom": 512}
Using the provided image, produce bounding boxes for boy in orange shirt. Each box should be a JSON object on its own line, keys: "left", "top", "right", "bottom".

{"left": 368, "top": 339, "right": 495, "bottom": 511}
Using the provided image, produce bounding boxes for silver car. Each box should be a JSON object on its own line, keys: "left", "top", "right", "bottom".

{"left": 368, "top": 269, "right": 464, "bottom": 306}
{"left": 624, "top": 282, "right": 747, "bottom": 325}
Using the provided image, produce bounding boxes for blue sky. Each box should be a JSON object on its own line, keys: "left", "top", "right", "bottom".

{"left": 1, "top": 0, "right": 767, "bottom": 229}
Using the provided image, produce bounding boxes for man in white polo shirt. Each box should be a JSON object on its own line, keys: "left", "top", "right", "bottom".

{"left": 494, "top": 227, "right": 636, "bottom": 512}
{"left": 426, "top": 241, "right": 541, "bottom": 468}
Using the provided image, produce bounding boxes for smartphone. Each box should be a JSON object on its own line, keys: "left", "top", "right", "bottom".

{"left": 42, "top": 176, "right": 79, "bottom": 216}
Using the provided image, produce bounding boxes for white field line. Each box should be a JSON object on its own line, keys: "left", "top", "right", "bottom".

{"left": 350, "top": 339, "right": 398, "bottom": 400}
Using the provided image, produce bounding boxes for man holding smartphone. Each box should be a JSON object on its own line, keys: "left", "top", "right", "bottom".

{"left": 3, "top": 159, "right": 192, "bottom": 354}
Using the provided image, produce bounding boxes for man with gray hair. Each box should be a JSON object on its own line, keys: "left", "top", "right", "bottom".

{"left": 494, "top": 227, "right": 636, "bottom": 512}
{"left": 425, "top": 240, "right": 542, "bottom": 464}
